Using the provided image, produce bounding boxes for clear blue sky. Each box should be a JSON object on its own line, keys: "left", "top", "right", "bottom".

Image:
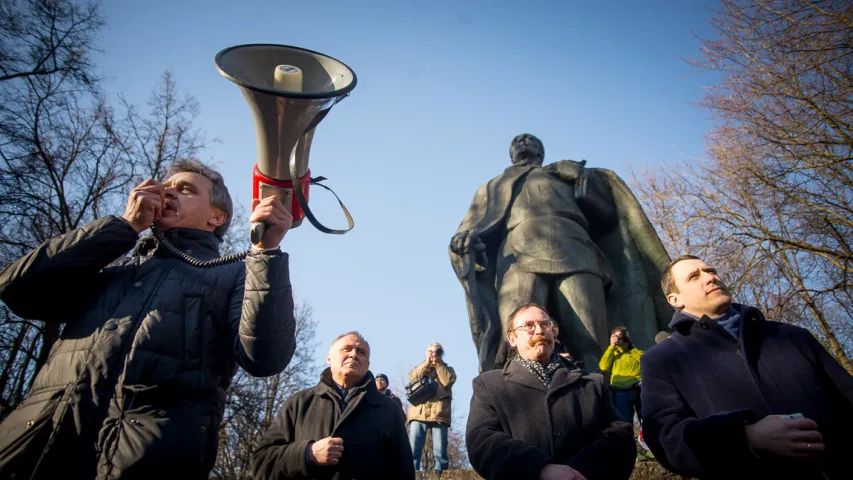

{"left": 94, "top": 0, "right": 720, "bottom": 426}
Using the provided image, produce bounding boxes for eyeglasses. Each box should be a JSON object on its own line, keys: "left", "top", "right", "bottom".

{"left": 512, "top": 319, "right": 555, "bottom": 334}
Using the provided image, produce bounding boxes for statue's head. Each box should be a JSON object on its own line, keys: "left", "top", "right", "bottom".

{"left": 509, "top": 134, "right": 544, "bottom": 167}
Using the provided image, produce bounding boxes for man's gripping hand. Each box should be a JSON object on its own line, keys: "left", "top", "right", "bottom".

{"left": 250, "top": 196, "right": 293, "bottom": 250}
{"left": 123, "top": 178, "right": 165, "bottom": 233}
{"left": 308, "top": 437, "right": 344, "bottom": 466}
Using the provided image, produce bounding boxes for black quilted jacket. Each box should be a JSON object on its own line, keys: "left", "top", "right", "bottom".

{"left": 0, "top": 216, "right": 296, "bottom": 480}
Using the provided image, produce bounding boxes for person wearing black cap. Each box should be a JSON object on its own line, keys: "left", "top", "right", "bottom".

{"left": 376, "top": 373, "right": 404, "bottom": 414}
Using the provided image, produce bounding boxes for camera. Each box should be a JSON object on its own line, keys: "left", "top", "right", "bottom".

{"left": 617, "top": 330, "right": 629, "bottom": 342}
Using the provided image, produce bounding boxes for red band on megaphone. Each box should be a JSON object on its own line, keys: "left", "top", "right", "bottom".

{"left": 253, "top": 164, "right": 311, "bottom": 224}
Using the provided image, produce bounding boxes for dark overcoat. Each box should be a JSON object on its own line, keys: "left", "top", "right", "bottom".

{"left": 466, "top": 357, "right": 636, "bottom": 480}
{"left": 641, "top": 304, "right": 853, "bottom": 479}
{"left": 252, "top": 370, "right": 415, "bottom": 480}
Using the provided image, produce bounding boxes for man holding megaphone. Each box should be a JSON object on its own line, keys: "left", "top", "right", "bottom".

{"left": 0, "top": 158, "right": 297, "bottom": 480}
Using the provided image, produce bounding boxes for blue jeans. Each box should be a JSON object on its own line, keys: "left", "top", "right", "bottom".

{"left": 408, "top": 420, "right": 449, "bottom": 471}
{"left": 613, "top": 388, "right": 642, "bottom": 425}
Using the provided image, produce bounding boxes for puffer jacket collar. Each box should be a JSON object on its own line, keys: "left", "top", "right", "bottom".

{"left": 133, "top": 228, "right": 221, "bottom": 261}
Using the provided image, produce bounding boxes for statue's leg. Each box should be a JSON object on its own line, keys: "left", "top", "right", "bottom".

{"left": 495, "top": 263, "right": 548, "bottom": 367}
{"left": 553, "top": 273, "right": 608, "bottom": 370}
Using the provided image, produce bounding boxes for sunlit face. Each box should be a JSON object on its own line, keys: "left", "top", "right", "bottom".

{"left": 327, "top": 334, "right": 370, "bottom": 383}
{"left": 667, "top": 259, "right": 733, "bottom": 318}
{"left": 507, "top": 306, "right": 555, "bottom": 362}
{"left": 156, "top": 172, "right": 226, "bottom": 233}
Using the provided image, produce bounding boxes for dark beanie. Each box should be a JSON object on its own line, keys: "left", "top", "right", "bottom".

{"left": 376, "top": 373, "right": 389, "bottom": 382}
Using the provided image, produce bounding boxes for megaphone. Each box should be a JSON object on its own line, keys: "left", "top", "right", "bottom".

{"left": 215, "top": 44, "right": 357, "bottom": 242}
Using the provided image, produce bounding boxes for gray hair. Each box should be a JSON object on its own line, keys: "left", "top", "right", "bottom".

{"left": 329, "top": 331, "right": 370, "bottom": 353}
{"left": 165, "top": 158, "right": 233, "bottom": 239}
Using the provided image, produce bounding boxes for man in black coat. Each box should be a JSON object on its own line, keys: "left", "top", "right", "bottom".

{"left": 252, "top": 331, "right": 415, "bottom": 480}
{"left": 0, "top": 158, "right": 297, "bottom": 480}
{"left": 466, "top": 303, "right": 636, "bottom": 480}
{"left": 642, "top": 255, "right": 853, "bottom": 479}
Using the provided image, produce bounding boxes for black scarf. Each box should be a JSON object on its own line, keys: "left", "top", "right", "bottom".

{"left": 514, "top": 353, "right": 563, "bottom": 387}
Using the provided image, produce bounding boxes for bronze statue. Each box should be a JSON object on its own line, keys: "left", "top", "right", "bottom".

{"left": 449, "top": 134, "right": 673, "bottom": 371}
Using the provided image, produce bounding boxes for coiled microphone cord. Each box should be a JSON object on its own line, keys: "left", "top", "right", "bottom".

{"left": 151, "top": 224, "right": 250, "bottom": 268}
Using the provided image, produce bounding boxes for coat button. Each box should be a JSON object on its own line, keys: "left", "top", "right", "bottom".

{"left": 554, "top": 431, "right": 563, "bottom": 438}
{"left": 200, "top": 426, "right": 206, "bottom": 433}
{"left": 130, "top": 419, "right": 142, "bottom": 426}
{"left": 104, "top": 322, "right": 118, "bottom": 331}
{"left": 133, "top": 281, "right": 143, "bottom": 288}
{"left": 75, "top": 383, "right": 90, "bottom": 393}
{"left": 700, "top": 323, "right": 710, "bottom": 330}
{"left": 26, "top": 420, "right": 34, "bottom": 428}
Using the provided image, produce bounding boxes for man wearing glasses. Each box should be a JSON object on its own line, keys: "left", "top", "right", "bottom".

{"left": 466, "top": 304, "right": 636, "bottom": 480}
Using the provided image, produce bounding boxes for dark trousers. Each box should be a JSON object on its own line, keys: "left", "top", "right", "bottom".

{"left": 612, "top": 387, "right": 642, "bottom": 425}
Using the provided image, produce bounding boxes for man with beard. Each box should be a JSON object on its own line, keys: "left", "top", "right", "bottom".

{"left": 253, "top": 332, "right": 415, "bottom": 480}
{"left": 0, "top": 158, "right": 296, "bottom": 480}
{"left": 466, "top": 304, "right": 635, "bottom": 480}
{"left": 642, "top": 255, "right": 853, "bottom": 479}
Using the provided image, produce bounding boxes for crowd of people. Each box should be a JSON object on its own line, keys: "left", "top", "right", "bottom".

{"left": 0, "top": 158, "right": 850, "bottom": 480}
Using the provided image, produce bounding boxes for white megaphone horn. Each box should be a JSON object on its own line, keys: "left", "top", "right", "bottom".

{"left": 215, "top": 44, "right": 357, "bottom": 242}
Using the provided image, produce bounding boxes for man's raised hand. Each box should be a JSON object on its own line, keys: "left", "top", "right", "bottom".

{"left": 123, "top": 178, "right": 165, "bottom": 233}
{"left": 250, "top": 196, "right": 293, "bottom": 250}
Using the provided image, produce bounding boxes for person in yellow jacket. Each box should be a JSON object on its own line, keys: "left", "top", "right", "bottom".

{"left": 599, "top": 327, "right": 644, "bottom": 425}
{"left": 406, "top": 342, "right": 456, "bottom": 473}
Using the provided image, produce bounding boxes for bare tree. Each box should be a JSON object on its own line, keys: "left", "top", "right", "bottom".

{"left": 631, "top": 0, "right": 853, "bottom": 371}
{"left": 0, "top": 0, "right": 131, "bottom": 418}
{"left": 0, "top": 0, "right": 101, "bottom": 85}
{"left": 0, "top": 1, "right": 217, "bottom": 419}
{"left": 119, "top": 70, "right": 216, "bottom": 180}
{"left": 212, "top": 302, "right": 320, "bottom": 480}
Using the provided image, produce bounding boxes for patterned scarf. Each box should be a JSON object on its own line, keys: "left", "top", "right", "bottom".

{"left": 514, "top": 353, "right": 564, "bottom": 387}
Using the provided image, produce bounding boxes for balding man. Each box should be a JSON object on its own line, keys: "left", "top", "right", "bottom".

{"left": 252, "top": 332, "right": 415, "bottom": 480}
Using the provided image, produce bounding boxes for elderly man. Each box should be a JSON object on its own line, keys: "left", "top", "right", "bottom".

{"left": 466, "top": 303, "right": 636, "bottom": 480}
{"left": 642, "top": 255, "right": 853, "bottom": 479}
{"left": 253, "top": 332, "right": 414, "bottom": 480}
{"left": 0, "top": 158, "right": 296, "bottom": 479}
{"left": 407, "top": 342, "right": 456, "bottom": 473}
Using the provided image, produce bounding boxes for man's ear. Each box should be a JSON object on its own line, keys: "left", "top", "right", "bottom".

{"left": 208, "top": 208, "right": 227, "bottom": 228}
{"left": 506, "top": 331, "right": 518, "bottom": 349}
{"left": 667, "top": 292, "right": 683, "bottom": 311}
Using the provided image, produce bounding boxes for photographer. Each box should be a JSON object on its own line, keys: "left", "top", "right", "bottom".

{"left": 599, "top": 327, "right": 644, "bottom": 425}
{"left": 407, "top": 342, "right": 456, "bottom": 473}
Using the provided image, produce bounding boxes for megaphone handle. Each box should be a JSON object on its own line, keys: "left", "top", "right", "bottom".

{"left": 289, "top": 151, "right": 354, "bottom": 235}
{"left": 250, "top": 222, "right": 266, "bottom": 245}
